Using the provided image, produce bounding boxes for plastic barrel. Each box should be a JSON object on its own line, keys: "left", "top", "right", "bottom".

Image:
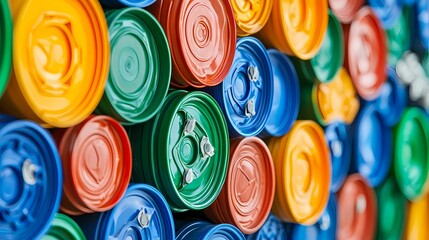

{"left": 386, "top": 7, "right": 412, "bottom": 66}
{"left": 344, "top": 7, "right": 387, "bottom": 100}
{"left": 0, "top": 0, "right": 12, "bottom": 98}
{"left": 230, "top": 0, "right": 272, "bottom": 36}
{"left": 207, "top": 37, "right": 273, "bottom": 138}
{"left": 257, "top": 0, "right": 328, "bottom": 60}
{"left": 289, "top": 194, "right": 338, "bottom": 240}
{"left": 204, "top": 137, "right": 275, "bottom": 234}
{"left": 351, "top": 104, "right": 392, "bottom": 187}
{"left": 417, "top": 0, "right": 429, "bottom": 50}
{"left": 0, "top": 119, "right": 62, "bottom": 239}
{"left": 292, "top": 11, "right": 344, "bottom": 83}
{"left": 148, "top": 0, "right": 236, "bottom": 88}
{"left": 262, "top": 49, "right": 299, "bottom": 137}
{"left": 337, "top": 174, "right": 377, "bottom": 240}
{"left": 128, "top": 90, "right": 230, "bottom": 212}
{"left": 404, "top": 193, "right": 429, "bottom": 239}
{"left": 394, "top": 107, "right": 429, "bottom": 201}
{"left": 176, "top": 221, "right": 245, "bottom": 240}
{"left": 75, "top": 184, "right": 175, "bottom": 240}
{"left": 99, "top": 0, "right": 156, "bottom": 8}
{"left": 246, "top": 214, "right": 288, "bottom": 240}
{"left": 54, "top": 115, "right": 132, "bottom": 215}
{"left": 267, "top": 121, "right": 331, "bottom": 225}
{"left": 329, "top": 0, "right": 365, "bottom": 23}
{"left": 42, "top": 214, "right": 86, "bottom": 240}
{"left": 0, "top": 0, "right": 109, "bottom": 128}
{"left": 368, "top": 0, "right": 402, "bottom": 29}
{"left": 96, "top": 8, "right": 171, "bottom": 124}
{"left": 325, "top": 121, "right": 352, "bottom": 192}
{"left": 376, "top": 176, "right": 406, "bottom": 240}
{"left": 299, "top": 67, "right": 360, "bottom": 126}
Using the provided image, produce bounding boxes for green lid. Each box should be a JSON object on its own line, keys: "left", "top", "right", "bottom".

{"left": 129, "top": 90, "right": 230, "bottom": 212}
{"left": 423, "top": 53, "right": 429, "bottom": 77}
{"left": 0, "top": 0, "right": 12, "bottom": 97}
{"left": 376, "top": 176, "right": 407, "bottom": 240}
{"left": 394, "top": 107, "right": 429, "bottom": 201}
{"left": 292, "top": 11, "right": 344, "bottom": 83}
{"left": 97, "top": 8, "right": 171, "bottom": 124}
{"left": 386, "top": 7, "right": 411, "bottom": 66}
{"left": 42, "top": 214, "right": 86, "bottom": 240}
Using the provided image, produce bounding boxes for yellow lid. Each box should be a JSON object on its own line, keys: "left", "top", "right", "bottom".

{"left": 404, "top": 194, "right": 428, "bottom": 240}
{"left": 1, "top": 0, "right": 109, "bottom": 128}
{"left": 230, "top": 0, "right": 273, "bottom": 36}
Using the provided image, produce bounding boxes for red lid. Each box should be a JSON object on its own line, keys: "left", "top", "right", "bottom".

{"left": 55, "top": 115, "right": 132, "bottom": 215}
{"left": 345, "top": 7, "right": 387, "bottom": 100}
{"left": 329, "top": 0, "right": 365, "bottom": 23}
{"left": 149, "top": 0, "right": 236, "bottom": 88}
{"left": 337, "top": 174, "right": 377, "bottom": 240}
{"left": 205, "top": 137, "right": 275, "bottom": 234}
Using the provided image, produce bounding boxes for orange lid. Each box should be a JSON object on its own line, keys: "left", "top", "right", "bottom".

{"left": 313, "top": 67, "right": 360, "bottom": 125}
{"left": 337, "top": 174, "right": 377, "bottom": 240}
{"left": 404, "top": 193, "right": 429, "bottom": 240}
{"left": 258, "top": 0, "right": 329, "bottom": 60}
{"left": 0, "top": 0, "right": 109, "bottom": 128}
{"left": 205, "top": 137, "right": 275, "bottom": 234}
{"left": 267, "top": 120, "right": 331, "bottom": 225}
{"left": 55, "top": 115, "right": 132, "bottom": 215}
{"left": 230, "top": 0, "right": 273, "bottom": 36}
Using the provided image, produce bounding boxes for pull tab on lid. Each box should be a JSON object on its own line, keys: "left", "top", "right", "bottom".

{"left": 137, "top": 209, "right": 152, "bottom": 228}
{"left": 22, "top": 159, "right": 38, "bottom": 185}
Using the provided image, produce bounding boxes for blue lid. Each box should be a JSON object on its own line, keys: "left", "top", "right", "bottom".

{"left": 402, "top": 0, "right": 417, "bottom": 5}
{"left": 262, "top": 49, "right": 300, "bottom": 137}
{"left": 289, "top": 194, "right": 337, "bottom": 240}
{"left": 373, "top": 67, "right": 408, "bottom": 127}
{"left": 246, "top": 214, "right": 288, "bottom": 240}
{"left": 176, "top": 221, "right": 245, "bottom": 240}
{"left": 325, "top": 121, "right": 352, "bottom": 192}
{"left": 418, "top": 0, "right": 429, "bottom": 50}
{"left": 208, "top": 37, "right": 273, "bottom": 138}
{"left": 352, "top": 104, "right": 392, "bottom": 187}
{"left": 99, "top": 0, "right": 156, "bottom": 8}
{"left": 0, "top": 120, "right": 62, "bottom": 239}
{"left": 78, "top": 184, "right": 175, "bottom": 240}
{"left": 368, "top": 0, "right": 402, "bottom": 29}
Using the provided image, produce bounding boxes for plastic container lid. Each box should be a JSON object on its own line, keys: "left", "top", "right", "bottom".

{"left": 325, "top": 121, "right": 352, "bottom": 192}
{"left": 0, "top": 0, "right": 12, "bottom": 98}
{"left": 394, "top": 107, "right": 429, "bottom": 201}
{"left": 55, "top": 115, "right": 132, "bottom": 215}
{"left": 328, "top": 0, "right": 364, "bottom": 23}
{"left": 129, "top": 90, "right": 230, "bottom": 212}
{"left": 345, "top": 7, "right": 387, "bottom": 100}
{"left": 289, "top": 193, "right": 337, "bottom": 240}
{"left": 208, "top": 37, "right": 273, "bottom": 138}
{"left": 368, "top": 0, "right": 402, "bottom": 29}
{"left": 176, "top": 221, "right": 245, "bottom": 240}
{"left": 352, "top": 104, "right": 392, "bottom": 187}
{"left": 0, "top": 0, "right": 109, "bottom": 128}
{"left": 42, "top": 214, "right": 86, "bottom": 240}
{"left": 299, "top": 68, "right": 360, "bottom": 126}
{"left": 337, "top": 174, "right": 377, "bottom": 240}
{"left": 267, "top": 120, "right": 331, "bottom": 225}
{"left": 404, "top": 193, "right": 429, "bottom": 239}
{"left": 258, "top": 0, "right": 329, "bottom": 60}
{"left": 99, "top": 0, "right": 156, "bottom": 8}
{"left": 97, "top": 8, "right": 171, "bottom": 124}
{"left": 0, "top": 120, "right": 62, "bottom": 239}
{"left": 148, "top": 0, "right": 236, "bottom": 88}
{"left": 293, "top": 11, "right": 344, "bottom": 83}
{"left": 262, "top": 49, "right": 299, "bottom": 137}
{"left": 231, "top": 0, "right": 273, "bottom": 36}
{"left": 205, "top": 137, "right": 275, "bottom": 234}
{"left": 76, "top": 184, "right": 175, "bottom": 239}
{"left": 386, "top": 7, "right": 411, "bottom": 66}
{"left": 375, "top": 176, "right": 406, "bottom": 240}
{"left": 372, "top": 67, "right": 408, "bottom": 127}
{"left": 246, "top": 214, "right": 288, "bottom": 240}
{"left": 417, "top": 0, "right": 429, "bottom": 50}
